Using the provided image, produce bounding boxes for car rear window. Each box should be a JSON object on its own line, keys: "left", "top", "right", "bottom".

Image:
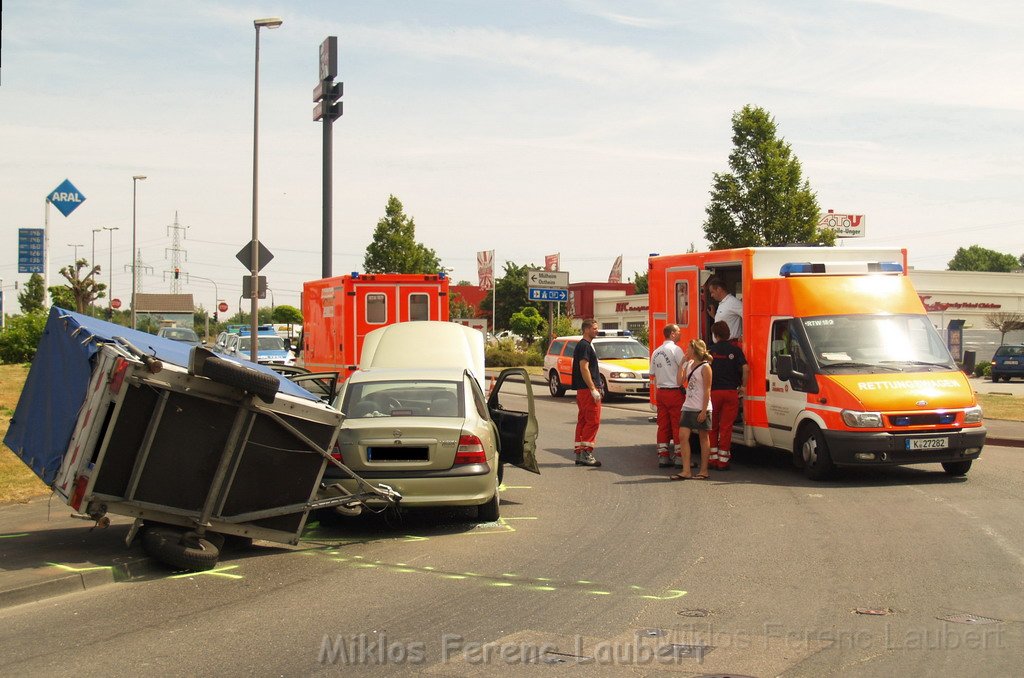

{"left": 548, "top": 340, "right": 565, "bottom": 356}
{"left": 342, "top": 380, "right": 464, "bottom": 418}
{"left": 995, "top": 346, "right": 1024, "bottom": 357}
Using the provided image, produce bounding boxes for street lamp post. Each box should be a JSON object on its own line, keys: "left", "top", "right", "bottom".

{"left": 251, "top": 16, "right": 283, "bottom": 362}
{"left": 90, "top": 229, "right": 102, "bottom": 310}
{"left": 102, "top": 226, "right": 119, "bottom": 318}
{"left": 67, "top": 243, "right": 84, "bottom": 261}
{"left": 131, "top": 175, "right": 147, "bottom": 330}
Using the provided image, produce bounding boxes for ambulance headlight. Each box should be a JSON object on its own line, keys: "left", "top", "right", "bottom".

{"left": 963, "top": 406, "right": 983, "bottom": 424}
{"left": 841, "top": 410, "right": 883, "bottom": 428}
{"left": 609, "top": 371, "right": 636, "bottom": 379}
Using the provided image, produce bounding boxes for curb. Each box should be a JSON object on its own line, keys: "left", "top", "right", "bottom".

{"left": 0, "top": 555, "right": 163, "bottom": 611}
{"left": 984, "top": 437, "right": 1024, "bottom": 449}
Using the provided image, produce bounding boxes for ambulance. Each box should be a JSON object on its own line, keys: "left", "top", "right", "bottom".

{"left": 302, "top": 272, "right": 449, "bottom": 378}
{"left": 647, "top": 247, "right": 987, "bottom": 479}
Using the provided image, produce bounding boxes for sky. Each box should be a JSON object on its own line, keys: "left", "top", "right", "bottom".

{"left": 3, "top": 0, "right": 1024, "bottom": 314}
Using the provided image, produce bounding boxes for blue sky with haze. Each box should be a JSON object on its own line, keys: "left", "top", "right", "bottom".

{"left": 2, "top": 1, "right": 1022, "bottom": 311}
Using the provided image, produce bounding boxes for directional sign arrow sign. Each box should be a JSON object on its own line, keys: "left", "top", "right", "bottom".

{"left": 236, "top": 240, "right": 274, "bottom": 272}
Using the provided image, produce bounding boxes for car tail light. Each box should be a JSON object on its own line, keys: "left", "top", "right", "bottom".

{"left": 330, "top": 443, "right": 343, "bottom": 463}
{"left": 454, "top": 434, "right": 487, "bottom": 465}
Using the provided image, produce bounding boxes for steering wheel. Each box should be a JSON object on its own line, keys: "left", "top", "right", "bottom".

{"left": 386, "top": 397, "right": 402, "bottom": 411}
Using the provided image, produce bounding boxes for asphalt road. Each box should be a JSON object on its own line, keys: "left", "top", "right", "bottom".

{"left": 1, "top": 386, "right": 1021, "bottom": 677}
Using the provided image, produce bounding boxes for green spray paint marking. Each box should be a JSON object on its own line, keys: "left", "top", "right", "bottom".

{"left": 0, "top": 533, "right": 29, "bottom": 539}
{"left": 47, "top": 563, "right": 112, "bottom": 573}
{"left": 169, "top": 564, "right": 243, "bottom": 580}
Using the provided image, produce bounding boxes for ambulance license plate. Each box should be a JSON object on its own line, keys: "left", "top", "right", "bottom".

{"left": 906, "top": 437, "right": 948, "bottom": 450}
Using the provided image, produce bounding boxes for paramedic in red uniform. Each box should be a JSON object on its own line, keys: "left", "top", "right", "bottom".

{"left": 572, "top": 319, "right": 603, "bottom": 467}
{"left": 707, "top": 321, "right": 748, "bottom": 470}
{"left": 650, "top": 323, "right": 685, "bottom": 468}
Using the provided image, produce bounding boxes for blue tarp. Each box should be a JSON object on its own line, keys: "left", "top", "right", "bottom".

{"left": 4, "top": 308, "right": 319, "bottom": 486}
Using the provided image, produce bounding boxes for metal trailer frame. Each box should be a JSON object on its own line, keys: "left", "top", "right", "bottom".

{"left": 66, "top": 342, "right": 397, "bottom": 550}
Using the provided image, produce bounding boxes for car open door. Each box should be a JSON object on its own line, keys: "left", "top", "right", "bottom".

{"left": 487, "top": 368, "right": 540, "bottom": 474}
{"left": 285, "top": 371, "right": 341, "bottom": 404}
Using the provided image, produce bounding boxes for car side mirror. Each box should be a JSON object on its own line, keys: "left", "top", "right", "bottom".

{"left": 776, "top": 354, "right": 794, "bottom": 382}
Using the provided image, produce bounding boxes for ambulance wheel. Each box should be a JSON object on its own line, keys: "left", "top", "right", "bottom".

{"left": 142, "top": 525, "right": 220, "bottom": 571}
{"left": 548, "top": 371, "right": 566, "bottom": 397}
{"left": 202, "top": 356, "right": 278, "bottom": 402}
{"left": 798, "top": 425, "right": 835, "bottom": 481}
{"left": 941, "top": 460, "right": 972, "bottom": 476}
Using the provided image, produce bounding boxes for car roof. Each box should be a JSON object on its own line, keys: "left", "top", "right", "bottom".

{"left": 552, "top": 334, "right": 639, "bottom": 342}
{"left": 347, "top": 367, "right": 468, "bottom": 383}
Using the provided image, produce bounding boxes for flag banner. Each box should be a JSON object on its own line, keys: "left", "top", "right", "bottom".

{"left": 545, "top": 253, "right": 560, "bottom": 271}
{"left": 477, "top": 250, "right": 495, "bottom": 290}
{"left": 608, "top": 255, "right": 623, "bottom": 283}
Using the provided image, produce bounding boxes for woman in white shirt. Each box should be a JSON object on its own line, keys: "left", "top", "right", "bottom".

{"left": 670, "top": 339, "right": 713, "bottom": 480}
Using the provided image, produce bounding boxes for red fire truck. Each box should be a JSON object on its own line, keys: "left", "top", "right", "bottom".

{"left": 302, "top": 272, "right": 450, "bottom": 378}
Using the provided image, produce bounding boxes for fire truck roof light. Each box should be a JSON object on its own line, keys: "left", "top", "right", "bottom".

{"left": 779, "top": 261, "right": 904, "bottom": 277}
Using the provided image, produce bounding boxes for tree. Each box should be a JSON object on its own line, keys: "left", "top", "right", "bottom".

{"left": 448, "top": 290, "right": 475, "bottom": 320}
{"left": 703, "top": 105, "right": 833, "bottom": 249}
{"left": 53, "top": 259, "right": 105, "bottom": 313}
{"left": 632, "top": 271, "right": 648, "bottom": 294}
{"left": 0, "top": 311, "right": 48, "bottom": 363}
{"left": 509, "top": 307, "right": 545, "bottom": 346}
{"left": 47, "top": 285, "right": 75, "bottom": 311}
{"left": 985, "top": 312, "right": 1024, "bottom": 345}
{"left": 947, "top": 245, "right": 1020, "bottom": 273}
{"left": 363, "top": 195, "right": 442, "bottom": 274}
{"left": 271, "top": 305, "right": 303, "bottom": 325}
{"left": 18, "top": 273, "right": 46, "bottom": 313}
{"left": 480, "top": 261, "right": 542, "bottom": 331}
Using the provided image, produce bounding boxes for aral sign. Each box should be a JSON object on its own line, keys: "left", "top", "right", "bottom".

{"left": 48, "top": 179, "right": 86, "bottom": 217}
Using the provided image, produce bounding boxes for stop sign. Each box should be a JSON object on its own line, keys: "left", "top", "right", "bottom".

{"left": 111, "top": 298, "right": 122, "bottom": 309}
{"left": 218, "top": 301, "right": 229, "bottom": 313}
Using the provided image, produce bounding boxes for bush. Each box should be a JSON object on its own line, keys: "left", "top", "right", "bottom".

{"left": 974, "top": 361, "right": 991, "bottom": 378}
{"left": 0, "top": 312, "right": 48, "bottom": 363}
{"left": 485, "top": 344, "right": 543, "bottom": 367}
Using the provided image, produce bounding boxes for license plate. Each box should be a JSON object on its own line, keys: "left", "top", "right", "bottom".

{"left": 906, "top": 437, "right": 948, "bottom": 450}
{"left": 1004, "top": 360, "right": 1019, "bottom": 365}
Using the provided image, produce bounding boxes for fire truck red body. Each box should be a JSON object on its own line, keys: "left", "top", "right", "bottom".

{"left": 302, "top": 273, "right": 449, "bottom": 378}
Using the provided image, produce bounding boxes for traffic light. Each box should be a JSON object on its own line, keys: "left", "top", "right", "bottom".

{"left": 174, "top": 267, "right": 180, "bottom": 279}
{"left": 213, "top": 311, "right": 218, "bottom": 322}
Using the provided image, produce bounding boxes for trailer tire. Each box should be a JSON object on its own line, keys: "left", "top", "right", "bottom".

{"left": 202, "top": 356, "right": 278, "bottom": 402}
{"left": 548, "top": 371, "right": 566, "bottom": 397}
{"left": 143, "top": 525, "right": 220, "bottom": 571}
{"left": 941, "top": 460, "right": 972, "bottom": 476}
{"left": 798, "top": 424, "right": 835, "bottom": 481}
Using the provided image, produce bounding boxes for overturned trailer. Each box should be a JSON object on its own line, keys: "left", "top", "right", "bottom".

{"left": 4, "top": 308, "right": 398, "bottom": 570}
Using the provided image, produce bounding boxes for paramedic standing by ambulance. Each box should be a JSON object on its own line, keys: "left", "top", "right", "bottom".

{"left": 651, "top": 324, "right": 685, "bottom": 468}
{"left": 572, "top": 319, "right": 603, "bottom": 467}
{"left": 707, "top": 321, "right": 748, "bottom": 470}
{"left": 706, "top": 276, "right": 742, "bottom": 341}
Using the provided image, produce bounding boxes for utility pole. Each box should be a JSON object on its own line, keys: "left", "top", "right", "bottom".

{"left": 313, "top": 36, "right": 343, "bottom": 278}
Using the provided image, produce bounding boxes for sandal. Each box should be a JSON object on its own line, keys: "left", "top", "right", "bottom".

{"left": 693, "top": 474, "right": 709, "bottom": 480}
{"left": 669, "top": 473, "right": 691, "bottom": 481}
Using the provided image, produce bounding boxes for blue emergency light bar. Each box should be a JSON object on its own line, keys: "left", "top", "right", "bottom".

{"left": 779, "top": 261, "right": 903, "bottom": 277}
{"left": 238, "top": 324, "right": 276, "bottom": 336}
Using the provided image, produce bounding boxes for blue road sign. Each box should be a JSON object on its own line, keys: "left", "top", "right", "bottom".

{"left": 18, "top": 228, "right": 45, "bottom": 273}
{"left": 528, "top": 287, "right": 568, "bottom": 302}
{"left": 48, "top": 178, "right": 86, "bottom": 217}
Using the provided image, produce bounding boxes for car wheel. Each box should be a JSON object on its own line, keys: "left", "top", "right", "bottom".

{"left": 142, "top": 524, "right": 220, "bottom": 571}
{"left": 548, "top": 371, "right": 566, "bottom": 398}
{"left": 942, "top": 460, "right": 972, "bottom": 476}
{"left": 497, "top": 462, "right": 505, "bottom": 486}
{"left": 797, "top": 424, "right": 835, "bottom": 481}
{"left": 202, "top": 356, "right": 278, "bottom": 402}
{"left": 598, "top": 375, "right": 610, "bottom": 401}
{"left": 476, "top": 484, "right": 500, "bottom": 523}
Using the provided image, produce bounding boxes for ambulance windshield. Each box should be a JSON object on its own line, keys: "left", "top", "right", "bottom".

{"left": 800, "top": 314, "right": 955, "bottom": 372}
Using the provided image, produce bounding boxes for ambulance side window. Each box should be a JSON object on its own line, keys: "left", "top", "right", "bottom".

{"left": 675, "top": 281, "right": 689, "bottom": 327}
{"left": 770, "top": 319, "right": 814, "bottom": 391}
{"left": 366, "top": 294, "right": 387, "bottom": 324}
{"left": 409, "top": 293, "right": 429, "bottom": 321}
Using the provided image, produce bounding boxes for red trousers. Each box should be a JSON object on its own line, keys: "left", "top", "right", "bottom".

{"left": 655, "top": 388, "right": 683, "bottom": 453}
{"left": 575, "top": 390, "right": 602, "bottom": 450}
{"left": 710, "top": 389, "right": 740, "bottom": 452}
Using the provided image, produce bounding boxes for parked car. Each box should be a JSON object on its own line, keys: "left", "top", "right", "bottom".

{"left": 324, "top": 321, "right": 539, "bottom": 522}
{"left": 991, "top": 344, "right": 1024, "bottom": 382}
{"left": 221, "top": 331, "right": 296, "bottom": 366}
{"left": 543, "top": 330, "right": 650, "bottom": 399}
{"left": 156, "top": 327, "right": 200, "bottom": 345}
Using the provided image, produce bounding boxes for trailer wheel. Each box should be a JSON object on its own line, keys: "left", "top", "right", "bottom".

{"left": 202, "top": 356, "right": 278, "bottom": 402}
{"left": 143, "top": 525, "right": 220, "bottom": 571}
{"left": 798, "top": 425, "right": 835, "bottom": 481}
{"left": 941, "top": 460, "right": 972, "bottom": 476}
{"left": 548, "top": 371, "right": 566, "bottom": 398}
